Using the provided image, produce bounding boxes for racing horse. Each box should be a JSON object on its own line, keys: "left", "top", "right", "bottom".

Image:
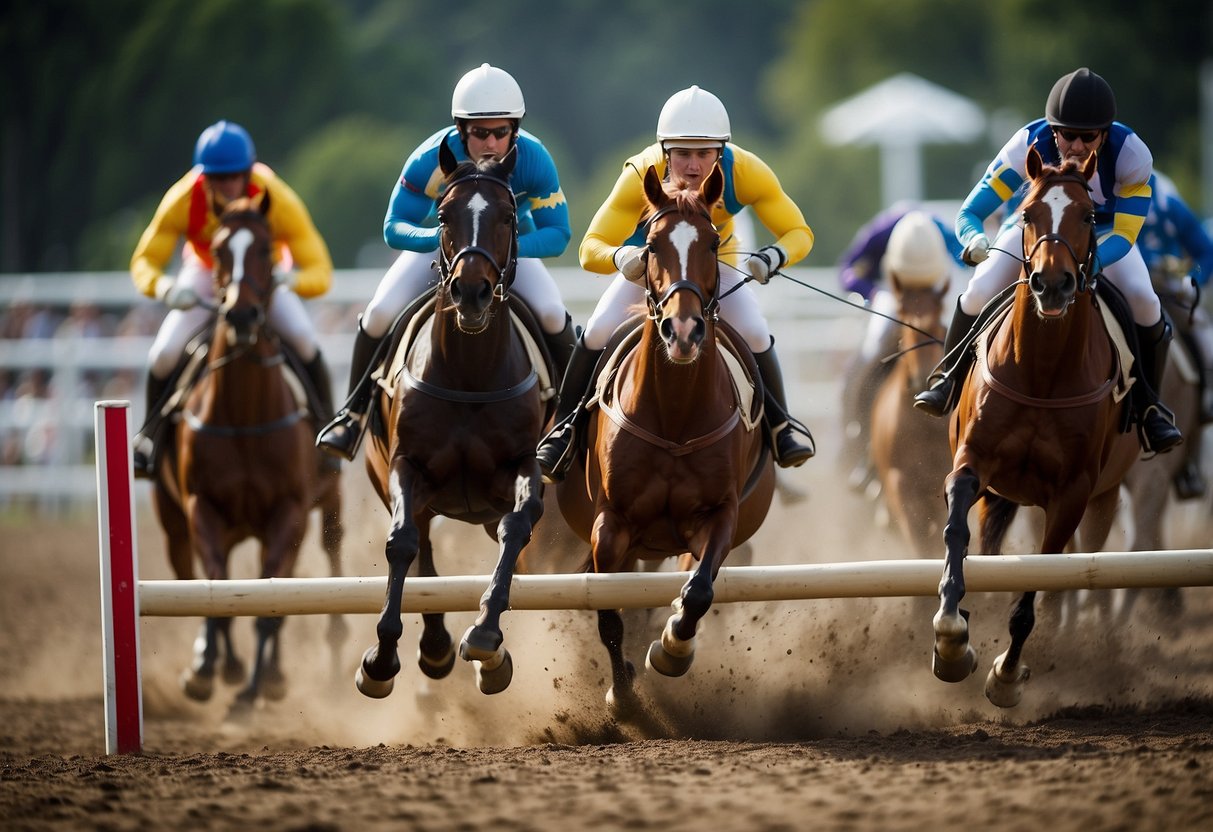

{"left": 355, "top": 146, "right": 547, "bottom": 699}
{"left": 869, "top": 271, "right": 951, "bottom": 557}
{"left": 155, "top": 193, "right": 344, "bottom": 714}
{"left": 932, "top": 148, "right": 1139, "bottom": 707}
{"left": 557, "top": 165, "right": 776, "bottom": 709}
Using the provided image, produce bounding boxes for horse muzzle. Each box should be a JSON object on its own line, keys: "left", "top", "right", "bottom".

{"left": 1028, "top": 271, "right": 1077, "bottom": 318}
{"left": 659, "top": 314, "right": 705, "bottom": 363}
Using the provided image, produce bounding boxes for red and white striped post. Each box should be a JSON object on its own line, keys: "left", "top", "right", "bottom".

{"left": 95, "top": 401, "right": 143, "bottom": 755}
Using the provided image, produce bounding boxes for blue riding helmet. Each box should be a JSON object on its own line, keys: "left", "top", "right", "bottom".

{"left": 193, "top": 120, "right": 256, "bottom": 174}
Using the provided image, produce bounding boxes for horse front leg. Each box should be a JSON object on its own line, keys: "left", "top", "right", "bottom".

{"left": 356, "top": 455, "right": 422, "bottom": 699}
{"left": 647, "top": 509, "right": 737, "bottom": 679}
{"left": 591, "top": 507, "right": 636, "bottom": 710}
{"left": 460, "top": 461, "right": 545, "bottom": 695}
{"left": 181, "top": 500, "right": 243, "bottom": 700}
{"left": 415, "top": 526, "right": 456, "bottom": 681}
{"left": 933, "top": 464, "right": 980, "bottom": 682}
{"left": 319, "top": 483, "right": 348, "bottom": 682}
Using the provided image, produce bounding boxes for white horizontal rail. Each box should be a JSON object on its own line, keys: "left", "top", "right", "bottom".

{"left": 137, "top": 549, "right": 1213, "bottom": 617}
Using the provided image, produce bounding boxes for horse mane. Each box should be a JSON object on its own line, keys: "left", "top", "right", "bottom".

{"left": 641, "top": 179, "right": 709, "bottom": 222}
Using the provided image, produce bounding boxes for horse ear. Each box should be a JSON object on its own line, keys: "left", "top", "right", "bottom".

{"left": 701, "top": 163, "right": 724, "bottom": 207}
{"left": 643, "top": 165, "right": 665, "bottom": 207}
{"left": 497, "top": 143, "right": 518, "bottom": 178}
{"left": 258, "top": 187, "right": 271, "bottom": 216}
{"left": 1080, "top": 150, "right": 1097, "bottom": 180}
{"left": 1026, "top": 145, "right": 1043, "bottom": 180}
{"left": 439, "top": 138, "right": 459, "bottom": 177}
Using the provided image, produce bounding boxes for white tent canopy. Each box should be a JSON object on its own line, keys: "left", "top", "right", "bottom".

{"left": 820, "top": 73, "right": 986, "bottom": 205}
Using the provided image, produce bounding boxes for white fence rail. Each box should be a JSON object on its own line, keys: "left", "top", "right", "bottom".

{"left": 1, "top": 268, "right": 862, "bottom": 504}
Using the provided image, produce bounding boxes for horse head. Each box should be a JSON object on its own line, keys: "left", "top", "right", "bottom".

{"left": 640, "top": 163, "right": 724, "bottom": 363}
{"left": 890, "top": 271, "right": 949, "bottom": 391}
{"left": 1021, "top": 147, "right": 1098, "bottom": 318}
{"left": 211, "top": 192, "right": 275, "bottom": 346}
{"left": 435, "top": 142, "right": 518, "bottom": 333}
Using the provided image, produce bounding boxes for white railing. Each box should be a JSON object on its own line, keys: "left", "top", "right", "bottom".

{"left": 0, "top": 267, "right": 861, "bottom": 505}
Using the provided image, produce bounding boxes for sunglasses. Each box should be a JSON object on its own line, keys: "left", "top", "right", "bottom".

{"left": 467, "top": 125, "right": 513, "bottom": 141}
{"left": 1055, "top": 128, "right": 1101, "bottom": 144}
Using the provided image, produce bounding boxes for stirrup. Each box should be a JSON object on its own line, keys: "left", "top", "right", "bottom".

{"left": 913, "top": 376, "right": 953, "bottom": 417}
{"left": 536, "top": 423, "right": 576, "bottom": 484}
{"left": 317, "top": 410, "right": 365, "bottom": 461}
{"left": 771, "top": 420, "right": 815, "bottom": 468}
{"left": 132, "top": 435, "right": 156, "bottom": 480}
{"left": 1138, "top": 404, "right": 1183, "bottom": 456}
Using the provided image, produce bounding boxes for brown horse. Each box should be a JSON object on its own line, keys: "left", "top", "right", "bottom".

{"left": 355, "top": 146, "right": 547, "bottom": 699}
{"left": 933, "top": 148, "right": 1139, "bottom": 707}
{"left": 869, "top": 274, "right": 951, "bottom": 557}
{"left": 557, "top": 165, "right": 775, "bottom": 709}
{"left": 155, "top": 194, "right": 344, "bottom": 714}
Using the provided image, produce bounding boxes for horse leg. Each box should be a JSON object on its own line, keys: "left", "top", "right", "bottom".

{"left": 933, "top": 465, "right": 980, "bottom": 682}
{"left": 415, "top": 526, "right": 456, "bottom": 681}
{"left": 356, "top": 456, "right": 422, "bottom": 699}
{"left": 320, "top": 485, "right": 349, "bottom": 680}
{"left": 591, "top": 509, "right": 636, "bottom": 709}
{"left": 461, "top": 464, "right": 545, "bottom": 695}
{"left": 181, "top": 505, "right": 245, "bottom": 698}
{"left": 984, "top": 498, "right": 1086, "bottom": 708}
{"left": 647, "top": 512, "right": 737, "bottom": 678}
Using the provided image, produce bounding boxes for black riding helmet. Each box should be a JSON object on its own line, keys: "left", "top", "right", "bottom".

{"left": 1046, "top": 68, "right": 1116, "bottom": 130}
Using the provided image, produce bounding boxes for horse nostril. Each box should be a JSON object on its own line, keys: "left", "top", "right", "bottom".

{"left": 659, "top": 318, "right": 675, "bottom": 342}
{"left": 1062, "top": 273, "right": 1076, "bottom": 295}
{"left": 1028, "top": 272, "right": 1044, "bottom": 294}
{"left": 691, "top": 318, "right": 706, "bottom": 345}
{"left": 477, "top": 281, "right": 493, "bottom": 308}
{"left": 449, "top": 281, "right": 462, "bottom": 305}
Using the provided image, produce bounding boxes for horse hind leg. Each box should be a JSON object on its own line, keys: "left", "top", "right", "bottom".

{"left": 320, "top": 489, "right": 349, "bottom": 681}
{"left": 416, "top": 533, "right": 456, "bottom": 681}
{"left": 355, "top": 457, "right": 421, "bottom": 699}
{"left": 599, "top": 609, "right": 637, "bottom": 713}
{"left": 181, "top": 617, "right": 244, "bottom": 701}
{"left": 230, "top": 616, "right": 286, "bottom": 718}
{"left": 985, "top": 592, "right": 1034, "bottom": 708}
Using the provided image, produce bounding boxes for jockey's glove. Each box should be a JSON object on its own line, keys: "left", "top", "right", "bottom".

{"left": 962, "top": 235, "right": 990, "bottom": 266}
{"left": 274, "top": 268, "right": 298, "bottom": 291}
{"left": 154, "top": 276, "right": 199, "bottom": 310}
{"left": 613, "top": 245, "right": 646, "bottom": 283}
{"left": 744, "top": 244, "right": 786, "bottom": 284}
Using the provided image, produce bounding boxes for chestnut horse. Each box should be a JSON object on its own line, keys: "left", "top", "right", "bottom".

{"left": 932, "top": 149, "right": 1140, "bottom": 707}
{"left": 869, "top": 274, "right": 951, "bottom": 558}
{"left": 155, "top": 194, "right": 344, "bottom": 714}
{"left": 557, "top": 165, "right": 776, "bottom": 709}
{"left": 355, "top": 146, "right": 547, "bottom": 699}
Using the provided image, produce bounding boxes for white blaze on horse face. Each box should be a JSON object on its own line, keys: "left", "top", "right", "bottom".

{"left": 467, "top": 192, "right": 489, "bottom": 248}
{"left": 1041, "top": 184, "right": 1073, "bottom": 236}
{"left": 669, "top": 220, "right": 699, "bottom": 282}
{"left": 223, "top": 228, "right": 254, "bottom": 308}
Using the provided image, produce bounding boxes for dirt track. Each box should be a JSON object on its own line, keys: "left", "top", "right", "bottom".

{"left": 2, "top": 445, "right": 1212, "bottom": 830}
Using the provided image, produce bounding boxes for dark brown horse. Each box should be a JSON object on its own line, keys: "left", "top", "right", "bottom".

{"left": 355, "top": 146, "right": 547, "bottom": 699}
{"left": 155, "top": 194, "right": 344, "bottom": 714}
{"left": 933, "top": 149, "right": 1140, "bottom": 708}
{"left": 869, "top": 274, "right": 952, "bottom": 557}
{"left": 557, "top": 165, "right": 775, "bottom": 709}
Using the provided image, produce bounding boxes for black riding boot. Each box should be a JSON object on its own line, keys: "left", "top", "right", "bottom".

{"left": 755, "top": 340, "right": 815, "bottom": 468}
{"left": 1135, "top": 316, "right": 1184, "bottom": 454}
{"left": 913, "top": 299, "right": 979, "bottom": 417}
{"left": 543, "top": 313, "right": 577, "bottom": 381}
{"left": 317, "top": 322, "right": 385, "bottom": 461}
{"left": 132, "top": 372, "right": 173, "bottom": 480}
{"left": 535, "top": 336, "right": 603, "bottom": 483}
{"left": 301, "top": 352, "right": 340, "bottom": 471}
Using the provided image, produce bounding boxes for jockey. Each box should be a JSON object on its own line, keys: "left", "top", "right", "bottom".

{"left": 317, "top": 64, "right": 574, "bottom": 460}
{"left": 535, "top": 85, "right": 816, "bottom": 482}
{"left": 1138, "top": 170, "right": 1213, "bottom": 495}
{"left": 913, "top": 67, "right": 1183, "bottom": 455}
{"left": 129, "top": 120, "right": 335, "bottom": 478}
{"left": 838, "top": 207, "right": 963, "bottom": 491}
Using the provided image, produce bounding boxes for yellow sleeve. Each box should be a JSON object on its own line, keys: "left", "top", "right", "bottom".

{"left": 129, "top": 173, "right": 193, "bottom": 297}
{"left": 261, "top": 169, "right": 333, "bottom": 299}
{"left": 730, "top": 146, "right": 814, "bottom": 265}
{"left": 579, "top": 145, "right": 666, "bottom": 275}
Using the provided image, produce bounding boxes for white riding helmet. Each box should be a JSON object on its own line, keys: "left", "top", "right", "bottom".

{"left": 656, "top": 85, "right": 731, "bottom": 150}
{"left": 884, "top": 211, "right": 951, "bottom": 288}
{"left": 451, "top": 63, "right": 526, "bottom": 119}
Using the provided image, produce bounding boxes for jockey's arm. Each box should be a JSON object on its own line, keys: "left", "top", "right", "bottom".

{"left": 731, "top": 149, "right": 813, "bottom": 266}
{"left": 130, "top": 177, "right": 192, "bottom": 297}
{"left": 1168, "top": 190, "right": 1213, "bottom": 285}
{"left": 383, "top": 163, "right": 442, "bottom": 253}
{"left": 1098, "top": 146, "right": 1153, "bottom": 269}
{"left": 269, "top": 178, "right": 333, "bottom": 299}
{"left": 517, "top": 146, "right": 571, "bottom": 260}
{"left": 579, "top": 163, "right": 650, "bottom": 275}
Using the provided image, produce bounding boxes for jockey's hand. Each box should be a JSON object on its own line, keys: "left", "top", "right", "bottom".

{"left": 962, "top": 235, "right": 990, "bottom": 266}
{"left": 613, "top": 245, "right": 646, "bottom": 283}
{"left": 274, "top": 268, "right": 298, "bottom": 291}
{"left": 744, "top": 245, "right": 786, "bottom": 284}
{"left": 154, "top": 276, "right": 199, "bottom": 310}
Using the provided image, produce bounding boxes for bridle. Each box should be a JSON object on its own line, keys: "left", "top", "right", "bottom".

{"left": 1020, "top": 173, "right": 1099, "bottom": 295}
{"left": 435, "top": 171, "right": 518, "bottom": 301}
{"left": 640, "top": 203, "right": 721, "bottom": 321}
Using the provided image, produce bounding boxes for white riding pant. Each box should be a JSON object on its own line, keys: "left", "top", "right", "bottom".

{"left": 583, "top": 267, "right": 772, "bottom": 353}
{"left": 148, "top": 253, "right": 320, "bottom": 379}
{"left": 859, "top": 288, "right": 900, "bottom": 361}
{"left": 958, "top": 223, "right": 1161, "bottom": 326}
{"left": 361, "top": 248, "right": 569, "bottom": 339}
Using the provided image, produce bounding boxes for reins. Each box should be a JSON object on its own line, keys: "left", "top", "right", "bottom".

{"left": 434, "top": 171, "right": 519, "bottom": 301}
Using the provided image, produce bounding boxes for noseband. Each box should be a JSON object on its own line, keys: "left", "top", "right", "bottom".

{"left": 641, "top": 203, "right": 720, "bottom": 320}
{"left": 435, "top": 172, "right": 518, "bottom": 301}
{"left": 1021, "top": 175, "right": 1099, "bottom": 294}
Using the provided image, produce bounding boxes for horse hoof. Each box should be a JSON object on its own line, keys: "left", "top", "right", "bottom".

{"left": 932, "top": 643, "right": 978, "bottom": 683}
{"left": 222, "top": 658, "right": 245, "bottom": 686}
{"left": 226, "top": 694, "right": 256, "bottom": 722}
{"left": 354, "top": 646, "right": 396, "bottom": 699}
{"left": 645, "top": 639, "right": 694, "bottom": 677}
{"left": 417, "top": 643, "right": 457, "bottom": 680}
{"left": 180, "top": 669, "right": 214, "bottom": 702}
{"left": 475, "top": 650, "right": 513, "bottom": 695}
{"left": 459, "top": 625, "right": 503, "bottom": 664}
{"left": 984, "top": 651, "right": 1030, "bottom": 708}
{"left": 261, "top": 670, "right": 288, "bottom": 702}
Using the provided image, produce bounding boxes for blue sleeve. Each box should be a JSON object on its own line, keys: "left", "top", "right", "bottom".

{"left": 383, "top": 136, "right": 443, "bottom": 252}
{"left": 934, "top": 217, "right": 965, "bottom": 264}
{"left": 1169, "top": 194, "right": 1213, "bottom": 286}
{"left": 514, "top": 137, "right": 570, "bottom": 260}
